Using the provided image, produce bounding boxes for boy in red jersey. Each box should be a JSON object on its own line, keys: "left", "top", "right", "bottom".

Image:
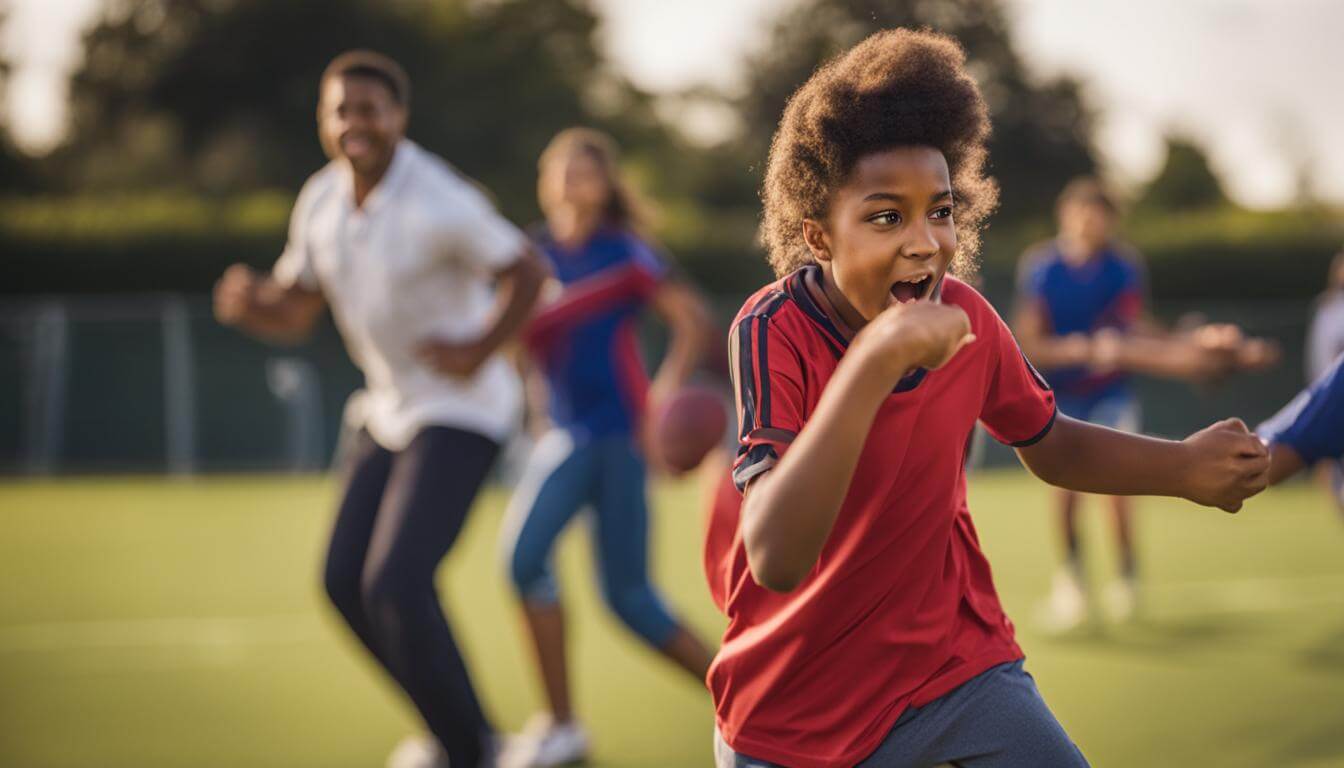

{"left": 706, "top": 30, "right": 1269, "bottom": 768}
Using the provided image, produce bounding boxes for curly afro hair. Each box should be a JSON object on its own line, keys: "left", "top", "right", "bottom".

{"left": 760, "top": 28, "right": 999, "bottom": 278}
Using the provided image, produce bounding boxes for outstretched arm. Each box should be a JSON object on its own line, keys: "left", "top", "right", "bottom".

{"left": 213, "top": 264, "right": 326, "bottom": 345}
{"left": 418, "top": 247, "right": 548, "bottom": 377}
{"left": 1016, "top": 414, "right": 1269, "bottom": 512}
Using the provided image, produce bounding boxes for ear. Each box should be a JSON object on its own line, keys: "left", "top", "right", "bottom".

{"left": 801, "top": 218, "right": 832, "bottom": 263}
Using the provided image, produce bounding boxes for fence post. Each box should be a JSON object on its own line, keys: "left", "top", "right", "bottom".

{"left": 23, "top": 302, "right": 69, "bottom": 474}
{"left": 162, "top": 295, "right": 197, "bottom": 475}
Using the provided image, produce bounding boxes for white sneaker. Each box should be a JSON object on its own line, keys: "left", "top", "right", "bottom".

{"left": 498, "top": 714, "right": 589, "bottom": 768}
{"left": 1104, "top": 577, "right": 1140, "bottom": 623}
{"left": 387, "top": 736, "right": 449, "bottom": 768}
{"left": 1038, "top": 566, "right": 1090, "bottom": 634}
{"left": 386, "top": 734, "right": 501, "bottom": 768}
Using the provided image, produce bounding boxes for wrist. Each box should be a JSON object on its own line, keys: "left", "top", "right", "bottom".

{"left": 1169, "top": 439, "right": 1200, "bottom": 499}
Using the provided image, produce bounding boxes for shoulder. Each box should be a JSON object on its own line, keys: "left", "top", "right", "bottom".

{"left": 1107, "top": 241, "right": 1147, "bottom": 277}
{"left": 1017, "top": 240, "right": 1061, "bottom": 284}
{"left": 293, "top": 162, "right": 342, "bottom": 216}
{"left": 942, "top": 275, "right": 998, "bottom": 321}
{"left": 405, "top": 142, "right": 494, "bottom": 208}
{"left": 732, "top": 277, "right": 794, "bottom": 328}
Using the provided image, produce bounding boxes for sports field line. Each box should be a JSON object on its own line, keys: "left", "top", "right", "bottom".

{"left": 2, "top": 572, "right": 1343, "bottom": 655}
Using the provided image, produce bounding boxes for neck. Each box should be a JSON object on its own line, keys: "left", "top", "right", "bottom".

{"left": 550, "top": 206, "right": 604, "bottom": 247}
{"left": 816, "top": 263, "right": 868, "bottom": 333}
{"left": 1058, "top": 234, "right": 1103, "bottom": 264}
{"left": 350, "top": 149, "right": 396, "bottom": 208}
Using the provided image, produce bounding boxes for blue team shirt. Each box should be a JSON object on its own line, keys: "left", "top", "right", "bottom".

{"left": 1259, "top": 353, "right": 1344, "bottom": 465}
{"left": 1018, "top": 241, "right": 1146, "bottom": 402}
{"left": 525, "top": 226, "right": 668, "bottom": 439}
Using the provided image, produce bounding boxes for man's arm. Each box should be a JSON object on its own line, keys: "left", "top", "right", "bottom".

{"left": 1016, "top": 414, "right": 1269, "bottom": 512}
{"left": 418, "top": 247, "right": 548, "bottom": 377}
{"left": 213, "top": 264, "right": 326, "bottom": 345}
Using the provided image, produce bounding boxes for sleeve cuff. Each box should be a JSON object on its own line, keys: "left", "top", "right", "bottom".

{"left": 1005, "top": 405, "right": 1058, "bottom": 448}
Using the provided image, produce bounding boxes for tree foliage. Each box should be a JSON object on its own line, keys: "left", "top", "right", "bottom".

{"left": 1139, "top": 134, "right": 1228, "bottom": 212}
{"left": 51, "top": 0, "right": 664, "bottom": 222}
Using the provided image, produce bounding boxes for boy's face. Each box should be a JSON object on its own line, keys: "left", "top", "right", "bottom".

{"left": 318, "top": 75, "right": 406, "bottom": 177}
{"left": 1058, "top": 198, "right": 1115, "bottom": 254}
{"left": 803, "top": 145, "right": 957, "bottom": 325}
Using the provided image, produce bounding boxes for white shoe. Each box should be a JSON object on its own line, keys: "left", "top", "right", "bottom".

{"left": 498, "top": 714, "right": 589, "bottom": 768}
{"left": 386, "top": 734, "right": 501, "bottom": 768}
{"left": 387, "top": 736, "right": 449, "bottom": 768}
{"left": 1038, "top": 566, "right": 1090, "bottom": 634}
{"left": 1104, "top": 577, "right": 1140, "bottom": 622}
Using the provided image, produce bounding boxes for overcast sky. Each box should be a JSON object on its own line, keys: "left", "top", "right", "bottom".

{"left": 5, "top": 0, "right": 1343, "bottom": 208}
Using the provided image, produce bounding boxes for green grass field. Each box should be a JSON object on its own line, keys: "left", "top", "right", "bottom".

{"left": 2, "top": 471, "right": 1344, "bottom": 768}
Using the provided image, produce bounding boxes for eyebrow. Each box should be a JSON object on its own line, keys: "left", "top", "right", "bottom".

{"left": 862, "top": 189, "right": 954, "bottom": 204}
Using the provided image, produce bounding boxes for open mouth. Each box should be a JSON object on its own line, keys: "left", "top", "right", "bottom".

{"left": 889, "top": 274, "right": 933, "bottom": 304}
{"left": 341, "top": 134, "right": 374, "bottom": 158}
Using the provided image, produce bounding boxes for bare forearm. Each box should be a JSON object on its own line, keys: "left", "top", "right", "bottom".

{"left": 1018, "top": 334, "right": 1087, "bottom": 369}
{"left": 742, "top": 349, "right": 901, "bottom": 591}
{"left": 1017, "top": 415, "right": 1191, "bottom": 497}
{"left": 232, "top": 283, "right": 323, "bottom": 344}
{"left": 652, "top": 295, "right": 710, "bottom": 390}
{"left": 478, "top": 251, "right": 546, "bottom": 355}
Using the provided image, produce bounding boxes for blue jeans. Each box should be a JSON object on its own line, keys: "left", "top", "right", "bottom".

{"left": 501, "top": 429, "right": 679, "bottom": 646}
{"left": 715, "top": 660, "right": 1089, "bottom": 768}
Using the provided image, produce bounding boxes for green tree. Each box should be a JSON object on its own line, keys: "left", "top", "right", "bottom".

{"left": 1140, "top": 135, "right": 1228, "bottom": 212}
{"left": 700, "top": 0, "right": 1098, "bottom": 236}
{"left": 49, "top": 0, "right": 664, "bottom": 221}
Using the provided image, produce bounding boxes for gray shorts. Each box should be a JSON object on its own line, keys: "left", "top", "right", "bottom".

{"left": 713, "top": 660, "right": 1089, "bottom": 768}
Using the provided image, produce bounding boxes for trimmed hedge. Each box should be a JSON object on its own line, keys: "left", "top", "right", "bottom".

{"left": 3, "top": 195, "right": 1340, "bottom": 300}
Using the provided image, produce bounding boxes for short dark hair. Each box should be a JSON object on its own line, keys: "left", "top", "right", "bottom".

{"left": 760, "top": 29, "right": 998, "bottom": 278}
{"left": 320, "top": 50, "right": 410, "bottom": 106}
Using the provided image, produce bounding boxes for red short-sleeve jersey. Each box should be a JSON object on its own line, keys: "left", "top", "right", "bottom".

{"left": 706, "top": 265, "right": 1056, "bottom": 768}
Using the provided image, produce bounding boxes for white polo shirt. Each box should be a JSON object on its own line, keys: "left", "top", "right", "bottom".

{"left": 273, "top": 139, "right": 528, "bottom": 451}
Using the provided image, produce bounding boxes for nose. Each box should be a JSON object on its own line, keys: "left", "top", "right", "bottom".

{"left": 902, "top": 220, "right": 940, "bottom": 262}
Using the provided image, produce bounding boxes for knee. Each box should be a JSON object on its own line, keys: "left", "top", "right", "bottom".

{"left": 506, "top": 538, "right": 552, "bottom": 600}
{"left": 323, "top": 557, "right": 363, "bottom": 618}
{"left": 360, "top": 564, "right": 423, "bottom": 623}
{"left": 603, "top": 582, "right": 673, "bottom": 645}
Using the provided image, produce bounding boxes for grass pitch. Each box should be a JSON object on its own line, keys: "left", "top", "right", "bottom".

{"left": 2, "top": 471, "right": 1343, "bottom": 767}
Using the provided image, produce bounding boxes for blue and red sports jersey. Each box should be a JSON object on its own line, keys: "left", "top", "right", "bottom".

{"left": 523, "top": 226, "right": 667, "bottom": 439}
{"left": 1017, "top": 240, "right": 1146, "bottom": 401}
{"left": 1258, "top": 352, "right": 1344, "bottom": 465}
{"left": 706, "top": 265, "right": 1057, "bottom": 768}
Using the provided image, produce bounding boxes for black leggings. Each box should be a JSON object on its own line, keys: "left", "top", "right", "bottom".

{"left": 323, "top": 426, "right": 500, "bottom": 766}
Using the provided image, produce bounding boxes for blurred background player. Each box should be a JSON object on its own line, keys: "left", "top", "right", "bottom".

{"left": 1259, "top": 351, "right": 1344, "bottom": 505}
{"left": 498, "top": 128, "right": 715, "bottom": 768}
{"left": 213, "top": 51, "right": 545, "bottom": 768}
{"left": 1298, "top": 248, "right": 1344, "bottom": 507}
{"left": 1013, "top": 177, "right": 1277, "bottom": 630}
{"left": 1307, "top": 249, "right": 1344, "bottom": 380}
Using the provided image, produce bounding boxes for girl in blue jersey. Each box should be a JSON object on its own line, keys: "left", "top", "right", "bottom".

{"left": 498, "top": 128, "right": 716, "bottom": 768}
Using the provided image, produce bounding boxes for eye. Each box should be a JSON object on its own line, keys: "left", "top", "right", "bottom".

{"left": 930, "top": 206, "right": 954, "bottom": 220}
{"left": 866, "top": 210, "right": 902, "bottom": 226}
